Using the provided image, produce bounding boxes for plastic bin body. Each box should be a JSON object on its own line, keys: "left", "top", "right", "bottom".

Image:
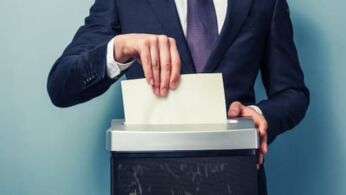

{"left": 107, "top": 118, "right": 259, "bottom": 195}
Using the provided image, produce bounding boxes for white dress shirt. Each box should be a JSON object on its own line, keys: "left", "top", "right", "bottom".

{"left": 105, "top": 0, "right": 262, "bottom": 114}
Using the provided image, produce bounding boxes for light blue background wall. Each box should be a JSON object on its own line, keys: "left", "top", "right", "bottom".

{"left": 0, "top": 0, "right": 345, "bottom": 194}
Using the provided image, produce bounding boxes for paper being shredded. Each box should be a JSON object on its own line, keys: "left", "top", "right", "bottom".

{"left": 121, "top": 73, "right": 227, "bottom": 125}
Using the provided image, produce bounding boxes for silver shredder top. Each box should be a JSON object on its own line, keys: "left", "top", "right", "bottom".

{"left": 107, "top": 118, "right": 259, "bottom": 152}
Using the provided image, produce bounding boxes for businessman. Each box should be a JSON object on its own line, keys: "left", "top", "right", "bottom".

{"left": 47, "top": 0, "right": 310, "bottom": 194}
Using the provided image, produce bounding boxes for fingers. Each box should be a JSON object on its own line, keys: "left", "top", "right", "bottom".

{"left": 241, "top": 107, "right": 268, "bottom": 154}
{"left": 168, "top": 38, "right": 181, "bottom": 89}
{"left": 257, "top": 122, "right": 267, "bottom": 168}
{"left": 228, "top": 101, "right": 245, "bottom": 118}
{"left": 149, "top": 36, "right": 160, "bottom": 95}
{"left": 158, "top": 35, "right": 171, "bottom": 96}
{"left": 257, "top": 153, "right": 264, "bottom": 170}
{"left": 134, "top": 34, "right": 181, "bottom": 96}
{"left": 234, "top": 104, "right": 268, "bottom": 169}
{"left": 138, "top": 40, "right": 153, "bottom": 86}
{"left": 253, "top": 114, "right": 268, "bottom": 155}
{"left": 258, "top": 120, "right": 268, "bottom": 154}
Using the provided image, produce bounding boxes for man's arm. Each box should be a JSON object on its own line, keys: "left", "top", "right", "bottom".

{"left": 228, "top": 0, "right": 310, "bottom": 166}
{"left": 47, "top": 0, "right": 120, "bottom": 107}
{"left": 47, "top": 0, "right": 181, "bottom": 107}
{"left": 258, "top": 0, "right": 310, "bottom": 144}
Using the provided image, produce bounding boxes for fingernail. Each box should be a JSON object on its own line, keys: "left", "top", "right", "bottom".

{"left": 170, "top": 82, "right": 177, "bottom": 89}
{"left": 155, "top": 88, "right": 160, "bottom": 96}
{"left": 262, "top": 144, "right": 268, "bottom": 153}
{"left": 263, "top": 147, "right": 268, "bottom": 154}
{"left": 150, "top": 78, "right": 154, "bottom": 86}
{"left": 161, "top": 88, "right": 168, "bottom": 96}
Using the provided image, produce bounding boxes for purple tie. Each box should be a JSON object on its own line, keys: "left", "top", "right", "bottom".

{"left": 187, "top": 0, "right": 219, "bottom": 72}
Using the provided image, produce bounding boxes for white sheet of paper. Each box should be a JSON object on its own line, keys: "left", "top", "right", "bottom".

{"left": 121, "top": 73, "right": 227, "bottom": 125}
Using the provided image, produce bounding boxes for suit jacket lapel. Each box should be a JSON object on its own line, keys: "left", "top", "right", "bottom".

{"left": 146, "top": 0, "right": 196, "bottom": 73}
{"left": 203, "top": 0, "right": 254, "bottom": 73}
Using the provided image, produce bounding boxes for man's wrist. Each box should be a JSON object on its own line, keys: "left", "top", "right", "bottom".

{"left": 106, "top": 37, "right": 134, "bottom": 79}
{"left": 248, "top": 105, "right": 263, "bottom": 115}
{"left": 114, "top": 35, "right": 132, "bottom": 63}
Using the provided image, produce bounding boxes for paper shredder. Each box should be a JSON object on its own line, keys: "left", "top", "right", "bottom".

{"left": 106, "top": 118, "right": 259, "bottom": 195}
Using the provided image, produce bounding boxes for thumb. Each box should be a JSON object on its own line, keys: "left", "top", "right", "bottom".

{"left": 228, "top": 101, "right": 244, "bottom": 118}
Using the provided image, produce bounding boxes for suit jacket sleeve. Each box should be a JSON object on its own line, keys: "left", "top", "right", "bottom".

{"left": 257, "top": 0, "right": 310, "bottom": 144}
{"left": 47, "top": 0, "right": 122, "bottom": 107}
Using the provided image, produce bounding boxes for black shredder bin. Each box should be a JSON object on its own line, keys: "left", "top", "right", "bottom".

{"left": 106, "top": 118, "right": 259, "bottom": 195}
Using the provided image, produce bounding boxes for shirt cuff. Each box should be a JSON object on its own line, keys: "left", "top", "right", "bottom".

{"left": 248, "top": 105, "right": 263, "bottom": 115}
{"left": 106, "top": 37, "right": 135, "bottom": 79}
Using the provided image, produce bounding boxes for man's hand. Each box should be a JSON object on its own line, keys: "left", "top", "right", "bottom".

{"left": 228, "top": 101, "right": 268, "bottom": 169}
{"left": 114, "top": 34, "right": 181, "bottom": 96}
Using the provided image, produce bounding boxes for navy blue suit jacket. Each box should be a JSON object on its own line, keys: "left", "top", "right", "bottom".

{"left": 48, "top": 0, "right": 309, "bottom": 145}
